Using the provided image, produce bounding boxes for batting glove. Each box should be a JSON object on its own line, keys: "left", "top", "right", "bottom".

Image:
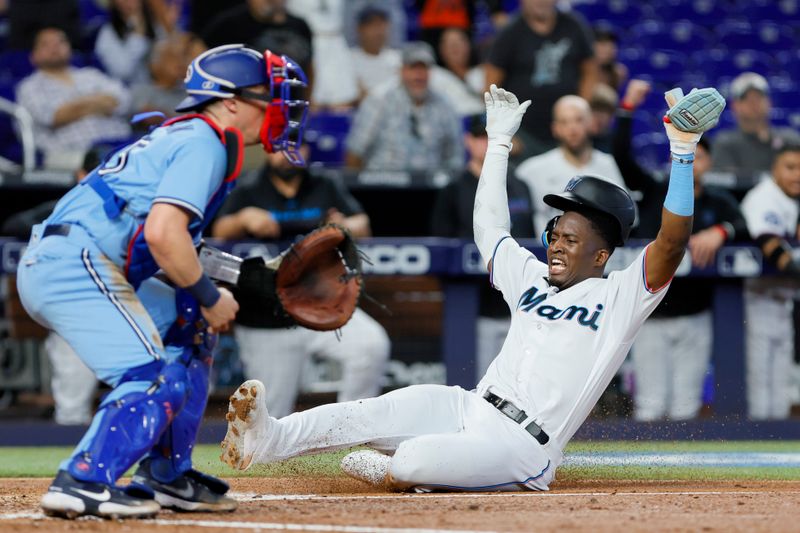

{"left": 663, "top": 87, "right": 725, "bottom": 156}
{"left": 484, "top": 84, "right": 531, "bottom": 149}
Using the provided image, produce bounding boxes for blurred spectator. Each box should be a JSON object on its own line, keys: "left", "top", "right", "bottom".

{"left": 94, "top": 0, "right": 158, "bottom": 85}
{"left": 211, "top": 148, "right": 390, "bottom": 418}
{"left": 201, "top": 0, "right": 313, "bottom": 75}
{"left": 589, "top": 83, "right": 618, "bottom": 153}
{"left": 415, "top": 0, "right": 473, "bottom": 50}
{"left": 614, "top": 80, "right": 748, "bottom": 421}
{"left": 430, "top": 114, "right": 534, "bottom": 378}
{"left": 131, "top": 34, "right": 195, "bottom": 117}
{"left": 1, "top": 147, "right": 108, "bottom": 425}
{"left": 515, "top": 94, "right": 623, "bottom": 232}
{"left": 429, "top": 27, "right": 485, "bottom": 117}
{"left": 350, "top": 6, "right": 402, "bottom": 100}
{"left": 713, "top": 72, "right": 800, "bottom": 184}
{"left": 741, "top": 144, "right": 800, "bottom": 420}
{"left": 16, "top": 28, "right": 131, "bottom": 170}
{"left": 287, "top": 0, "right": 358, "bottom": 109}
{"left": 486, "top": 0, "right": 597, "bottom": 157}
{"left": 345, "top": 42, "right": 464, "bottom": 172}
{"left": 7, "top": 0, "right": 81, "bottom": 50}
{"left": 344, "top": 0, "right": 407, "bottom": 50}
{"left": 593, "top": 26, "right": 627, "bottom": 91}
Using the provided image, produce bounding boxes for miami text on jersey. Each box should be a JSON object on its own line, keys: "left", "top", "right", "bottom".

{"left": 516, "top": 286, "right": 604, "bottom": 331}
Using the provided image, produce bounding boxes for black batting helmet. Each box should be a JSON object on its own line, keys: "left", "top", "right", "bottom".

{"left": 543, "top": 175, "right": 636, "bottom": 246}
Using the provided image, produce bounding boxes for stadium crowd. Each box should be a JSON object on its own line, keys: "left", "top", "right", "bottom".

{"left": 0, "top": 0, "right": 799, "bottom": 424}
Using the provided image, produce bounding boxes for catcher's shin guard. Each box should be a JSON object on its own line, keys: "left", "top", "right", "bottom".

{"left": 65, "top": 361, "right": 189, "bottom": 485}
{"left": 147, "top": 345, "right": 213, "bottom": 482}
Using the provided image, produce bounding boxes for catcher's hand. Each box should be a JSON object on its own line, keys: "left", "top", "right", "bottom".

{"left": 663, "top": 87, "right": 725, "bottom": 155}
{"left": 235, "top": 224, "right": 362, "bottom": 331}
{"left": 484, "top": 84, "right": 531, "bottom": 147}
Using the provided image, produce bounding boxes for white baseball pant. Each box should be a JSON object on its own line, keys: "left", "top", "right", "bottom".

{"left": 251, "top": 384, "right": 558, "bottom": 491}
{"left": 235, "top": 308, "right": 391, "bottom": 417}
{"left": 632, "top": 310, "right": 712, "bottom": 421}
{"left": 745, "top": 291, "right": 794, "bottom": 420}
{"left": 44, "top": 332, "right": 98, "bottom": 425}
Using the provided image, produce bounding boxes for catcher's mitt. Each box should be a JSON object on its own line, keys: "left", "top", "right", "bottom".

{"left": 235, "top": 224, "right": 363, "bottom": 331}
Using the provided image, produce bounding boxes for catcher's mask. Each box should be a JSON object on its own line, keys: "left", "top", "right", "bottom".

{"left": 542, "top": 175, "right": 636, "bottom": 247}
{"left": 176, "top": 44, "right": 309, "bottom": 166}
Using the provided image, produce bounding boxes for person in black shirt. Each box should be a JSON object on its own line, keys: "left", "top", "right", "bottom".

{"left": 431, "top": 114, "right": 534, "bottom": 380}
{"left": 614, "top": 80, "right": 749, "bottom": 421}
{"left": 485, "top": 0, "right": 596, "bottom": 158}
{"left": 201, "top": 0, "right": 314, "bottom": 76}
{"left": 212, "top": 149, "right": 390, "bottom": 417}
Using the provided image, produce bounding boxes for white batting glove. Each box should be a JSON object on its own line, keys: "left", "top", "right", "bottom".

{"left": 484, "top": 84, "right": 532, "bottom": 149}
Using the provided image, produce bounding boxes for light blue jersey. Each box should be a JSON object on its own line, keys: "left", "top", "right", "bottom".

{"left": 45, "top": 118, "right": 228, "bottom": 267}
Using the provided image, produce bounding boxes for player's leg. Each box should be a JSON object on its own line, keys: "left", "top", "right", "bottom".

{"left": 131, "top": 282, "right": 236, "bottom": 512}
{"left": 222, "top": 382, "right": 466, "bottom": 470}
{"left": 767, "top": 302, "right": 794, "bottom": 419}
{"left": 354, "top": 390, "right": 555, "bottom": 491}
{"left": 631, "top": 317, "right": 670, "bottom": 421}
{"left": 235, "top": 325, "right": 310, "bottom": 417}
{"left": 309, "top": 308, "right": 390, "bottom": 403}
{"left": 17, "top": 240, "right": 171, "bottom": 517}
{"left": 745, "top": 292, "right": 776, "bottom": 419}
{"left": 45, "top": 332, "right": 98, "bottom": 425}
{"left": 669, "top": 311, "right": 712, "bottom": 420}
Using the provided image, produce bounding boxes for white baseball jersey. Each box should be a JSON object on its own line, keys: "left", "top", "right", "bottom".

{"left": 515, "top": 147, "right": 627, "bottom": 232}
{"left": 477, "top": 237, "right": 670, "bottom": 451}
{"left": 741, "top": 177, "right": 800, "bottom": 299}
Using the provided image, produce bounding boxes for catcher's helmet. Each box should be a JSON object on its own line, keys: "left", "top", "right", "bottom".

{"left": 176, "top": 44, "right": 309, "bottom": 165}
{"left": 543, "top": 175, "right": 636, "bottom": 247}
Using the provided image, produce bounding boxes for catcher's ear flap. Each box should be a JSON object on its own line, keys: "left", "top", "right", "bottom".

{"left": 541, "top": 216, "right": 559, "bottom": 248}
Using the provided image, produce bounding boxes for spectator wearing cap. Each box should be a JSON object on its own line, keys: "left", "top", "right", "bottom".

{"left": 431, "top": 114, "right": 534, "bottom": 379}
{"left": 16, "top": 27, "right": 132, "bottom": 170}
{"left": 345, "top": 41, "right": 464, "bottom": 172}
{"left": 713, "top": 72, "right": 800, "bottom": 186}
{"left": 344, "top": 0, "right": 407, "bottom": 51}
{"left": 349, "top": 6, "right": 402, "bottom": 100}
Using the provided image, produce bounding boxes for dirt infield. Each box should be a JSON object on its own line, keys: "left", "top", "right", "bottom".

{"left": 2, "top": 477, "right": 800, "bottom": 532}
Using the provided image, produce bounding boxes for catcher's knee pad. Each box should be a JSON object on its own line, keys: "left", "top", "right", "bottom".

{"left": 67, "top": 360, "right": 189, "bottom": 485}
{"left": 148, "top": 347, "right": 212, "bottom": 481}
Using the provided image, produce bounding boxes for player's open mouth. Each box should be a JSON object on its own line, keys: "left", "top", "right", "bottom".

{"left": 549, "top": 257, "right": 566, "bottom": 276}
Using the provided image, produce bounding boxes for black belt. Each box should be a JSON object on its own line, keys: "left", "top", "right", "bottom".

{"left": 42, "top": 224, "right": 71, "bottom": 238}
{"left": 483, "top": 392, "right": 550, "bottom": 445}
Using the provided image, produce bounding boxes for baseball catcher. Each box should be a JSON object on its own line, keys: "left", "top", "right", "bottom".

{"left": 218, "top": 84, "right": 725, "bottom": 491}
{"left": 200, "top": 223, "right": 363, "bottom": 331}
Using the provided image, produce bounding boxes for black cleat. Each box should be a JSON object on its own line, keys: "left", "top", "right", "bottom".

{"left": 40, "top": 470, "right": 160, "bottom": 519}
{"left": 132, "top": 459, "right": 238, "bottom": 512}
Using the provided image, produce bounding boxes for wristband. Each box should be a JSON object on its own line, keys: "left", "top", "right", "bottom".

{"left": 664, "top": 155, "right": 694, "bottom": 216}
{"left": 620, "top": 101, "right": 636, "bottom": 111}
{"left": 185, "top": 273, "right": 221, "bottom": 308}
{"left": 712, "top": 224, "right": 728, "bottom": 240}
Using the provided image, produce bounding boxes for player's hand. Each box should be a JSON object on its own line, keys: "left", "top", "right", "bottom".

{"left": 689, "top": 227, "right": 726, "bottom": 268}
{"left": 201, "top": 287, "right": 238, "bottom": 333}
{"left": 484, "top": 84, "right": 531, "bottom": 146}
{"left": 622, "top": 79, "right": 651, "bottom": 109}
{"left": 238, "top": 207, "right": 280, "bottom": 239}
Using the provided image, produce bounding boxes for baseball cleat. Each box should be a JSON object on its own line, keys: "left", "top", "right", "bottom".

{"left": 220, "top": 379, "right": 268, "bottom": 470}
{"left": 340, "top": 450, "right": 392, "bottom": 487}
{"left": 132, "top": 459, "right": 237, "bottom": 512}
{"left": 40, "top": 470, "right": 160, "bottom": 519}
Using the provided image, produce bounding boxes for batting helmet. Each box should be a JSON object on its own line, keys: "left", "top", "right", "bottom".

{"left": 176, "top": 44, "right": 309, "bottom": 165}
{"left": 542, "top": 175, "right": 636, "bottom": 247}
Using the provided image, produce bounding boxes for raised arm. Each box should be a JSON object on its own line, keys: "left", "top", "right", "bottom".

{"left": 645, "top": 88, "right": 725, "bottom": 289}
{"left": 473, "top": 85, "right": 531, "bottom": 274}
